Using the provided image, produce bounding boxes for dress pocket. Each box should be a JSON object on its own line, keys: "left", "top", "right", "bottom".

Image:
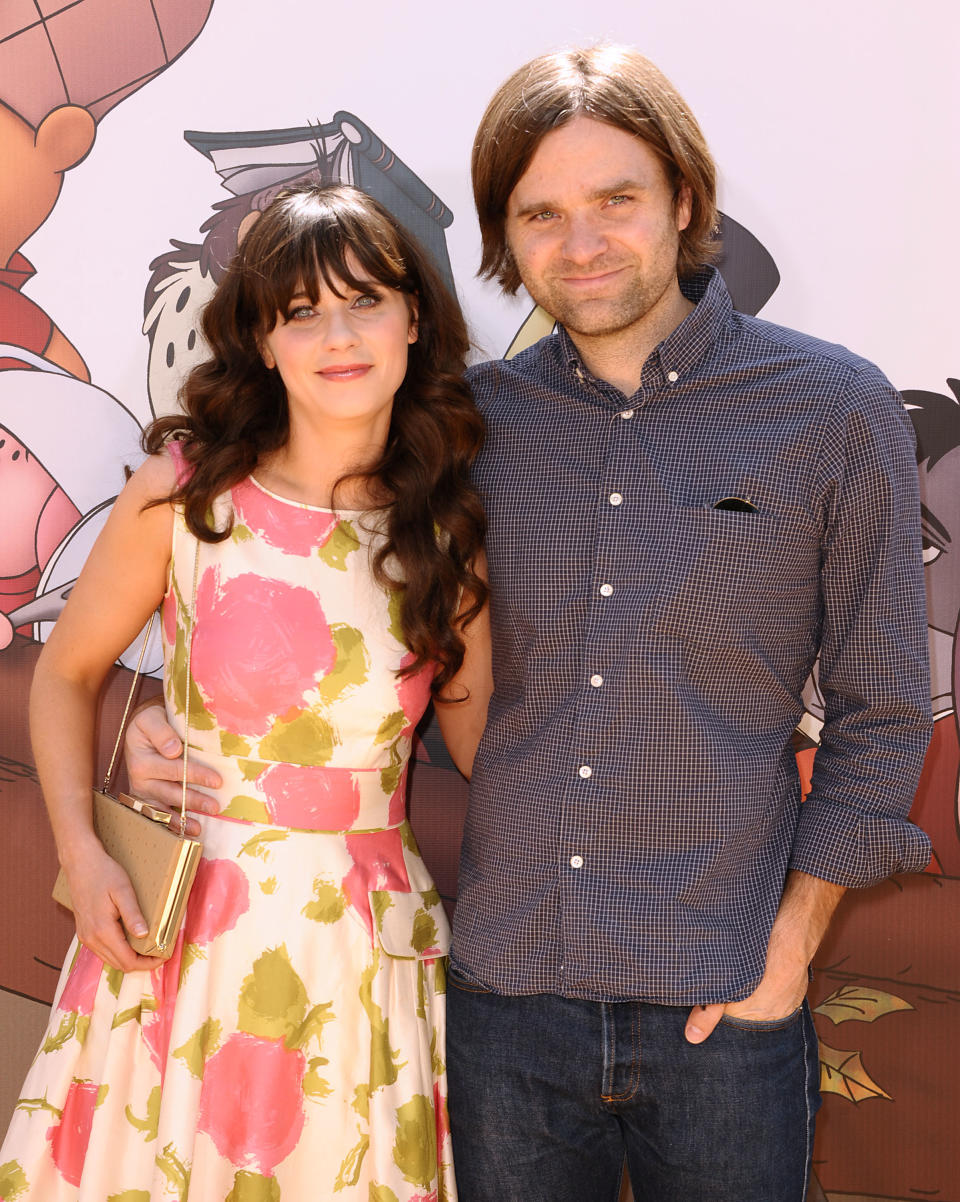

{"left": 369, "top": 888, "right": 451, "bottom": 959}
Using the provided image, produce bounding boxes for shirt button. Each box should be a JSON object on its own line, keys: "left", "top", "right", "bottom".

{"left": 608, "top": 492, "right": 623, "bottom": 506}
{"left": 578, "top": 765, "right": 593, "bottom": 779}
{"left": 599, "top": 583, "right": 613, "bottom": 597}
{"left": 620, "top": 409, "right": 635, "bottom": 420}
{"left": 569, "top": 854, "right": 584, "bottom": 869}
{"left": 589, "top": 674, "right": 604, "bottom": 688}
{"left": 667, "top": 370, "right": 679, "bottom": 383}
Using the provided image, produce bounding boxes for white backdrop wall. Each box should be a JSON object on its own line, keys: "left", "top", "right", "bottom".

{"left": 23, "top": 0, "right": 957, "bottom": 410}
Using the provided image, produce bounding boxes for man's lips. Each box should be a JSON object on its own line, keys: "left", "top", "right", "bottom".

{"left": 316, "top": 364, "right": 372, "bottom": 380}
{"left": 559, "top": 267, "right": 625, "bottom": 288}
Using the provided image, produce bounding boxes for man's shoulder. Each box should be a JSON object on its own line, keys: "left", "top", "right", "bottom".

{"left": 466, "top": 335, "right": 558, "bottom": 410}
{"left": 730, "top": 311, "right": 889, "bottom": 391}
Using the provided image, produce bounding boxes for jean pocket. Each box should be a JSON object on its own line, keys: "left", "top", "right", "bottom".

{"left": 719, "top": 1006, "right": 803, "bottom": 1032}
{"left": 447, "top": 959, "right": 495, "bottom": 994}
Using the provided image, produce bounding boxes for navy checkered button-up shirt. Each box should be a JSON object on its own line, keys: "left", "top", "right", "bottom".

{"left": 454, "top": 267, "right": 932, "bottom": 1005}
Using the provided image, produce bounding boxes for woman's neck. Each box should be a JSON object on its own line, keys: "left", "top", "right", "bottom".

{"left": 256, "top": 418, "right": 389, "bottom": 509}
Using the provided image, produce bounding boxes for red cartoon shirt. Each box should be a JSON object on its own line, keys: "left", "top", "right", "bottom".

{"left": 0, "top": 252, "right": 53, "bottom": 370}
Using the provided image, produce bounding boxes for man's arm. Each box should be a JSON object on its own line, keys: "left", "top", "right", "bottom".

{"left": 685, "top": 870, "right": 845, "bottom": 1042}
{"left": 688, "top": 368, "right": 931, "bottom": 1042}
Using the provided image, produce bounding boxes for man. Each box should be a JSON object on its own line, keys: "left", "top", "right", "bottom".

{"left": 125, "top": 45, "right": 931, "bottom": 1202}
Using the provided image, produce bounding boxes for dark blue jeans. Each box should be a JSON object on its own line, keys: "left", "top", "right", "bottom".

{"left": 446, "top": 965, "right": 821, "bottom": 1202}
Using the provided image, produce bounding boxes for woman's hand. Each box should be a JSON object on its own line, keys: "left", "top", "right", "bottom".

{"left": 124, "top": 700, "right": 223, "bottom": 837}
{"left": 59, "top": 836, "right": 159, "bottom": 973}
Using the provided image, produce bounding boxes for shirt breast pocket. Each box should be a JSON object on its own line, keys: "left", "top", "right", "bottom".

{"left": 651, "top": 507, "right": 818, "bottom": 648}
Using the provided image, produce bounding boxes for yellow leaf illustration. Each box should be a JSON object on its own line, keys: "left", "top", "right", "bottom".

{"left": 155, "top": 1142, "right": 190, "bottom": 1200}
{"left": 814, "top": 984, "right": 914, "bottom": 1025}
{"left": 111, "top": 998, "right": 157, "bottom": 1030}
{"left": 260, "top": 706, "right": 336, "bottom": 766}
{"left": 14, "top": 1096, "right": 61, "bottom": 1118}
{"left": 288, "top": 1000, "right": 335, "bottom": 1051}
{"left": 375, "top": 710, "right": 406, "bottom": 746}
{"left": 393, "top": 1093, "right": 437, "bottom": 1187}
{"left": 334, "top": 1132, "right": 370, "bottom": 1190}
{"left": 238, "top": 945, "right": 307, "bottom": 1041}
{"left": 220, "top": 729, "right": 252, "bottom": 757}
{"left": 173, "top": 1018, "right": 223, "bottom": 1079}
{"left": 318, "top": 519, "right": 360, "bottom": 570}
{"left": 222, "top": 794, "right": 271, "bottom": 823}
{"left": 107, "top": 1191, "right": 151, "bottom": 1202}
{"left": 239, "top": 829, "right": 288, "bottom": 859}
{"left": 302, "top": 876, "right": 346, "bottom": 924}
{"left": 225, "top": 1171, "right": 280, "bottom": 1202}
{"left": 303, "top": 1055, "right": 333, "bottom": 1101}
{"left": 316, "top": 624, "right": 369, "bottom": 704}
{"left": 0, "top": 1160, "right": 29, "bottom": 1200}
{"left": 230, "top": 523, "right": 255, "bottom": 544}
{"left": 819, "top": 1042, "right": 892, "bottom": 1103}
{"left": 370, "top": 1186, "right": 400, "bottom": 1202}
{"left": 260, "top": 876, "right": 278, "bottom": 894}
{"left": 41, "top": 1012, "right": 77, "bottom": 1054}
{"left": 124, "top": 1085, "right": 161, "bottom": 1140}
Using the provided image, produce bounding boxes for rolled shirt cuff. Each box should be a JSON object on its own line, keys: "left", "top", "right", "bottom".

{"left": 788, "top": 795, "right": 932, "bottom": 887}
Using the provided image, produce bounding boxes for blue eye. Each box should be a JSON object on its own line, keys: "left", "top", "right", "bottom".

{"left": 287, "top": 304, "right": 316, "bottom": 321}
{"left": 353, "top": 292, "right": 381, "bottom": 308}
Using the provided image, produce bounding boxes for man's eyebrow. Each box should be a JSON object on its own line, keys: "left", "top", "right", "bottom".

{"left": 510, "top": 179, "right": 649, "bottom": 218}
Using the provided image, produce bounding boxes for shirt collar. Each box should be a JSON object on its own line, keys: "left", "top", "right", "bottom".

{"left": 0, "top": 251, "right": 36, "bottom": 292}
{"left": 554, "top": 265, "right": 732, "bottom": 393}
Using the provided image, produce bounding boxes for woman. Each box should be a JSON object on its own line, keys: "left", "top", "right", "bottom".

{"left": 1, "top": 183, "right": 491, "bottom": 1200}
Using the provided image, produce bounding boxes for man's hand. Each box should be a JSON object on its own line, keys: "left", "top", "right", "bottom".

{"left": 125, "top": 698, "right": 222, "bottom": 837}
{"left": 684, "top": 869, "right": 846, "bottom": 1043}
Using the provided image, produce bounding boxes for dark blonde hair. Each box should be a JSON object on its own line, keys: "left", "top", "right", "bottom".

{"left": 145, "top": 183, "right": 486, "bottom": 692}
{"left": 473, "top": 44, "right": 718, "bottom": 292}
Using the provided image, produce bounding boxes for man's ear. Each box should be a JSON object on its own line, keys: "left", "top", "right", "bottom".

{"left": 36, "top": 106, "right": 96, "bottom": 173}
{"left": 675, "top": 182, "right": 693, "bottom": 233}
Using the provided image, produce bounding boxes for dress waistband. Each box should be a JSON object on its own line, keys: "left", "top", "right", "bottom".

{"left": 188, "top": 747, "right": 409, "bottom": 833}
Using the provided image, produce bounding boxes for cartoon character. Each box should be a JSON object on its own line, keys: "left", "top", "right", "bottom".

{"left": 143, "top": 113, "right": 455, "bottom": 417}
{"left": 0, "top": 0, "right": 215, "bottom": 631}
{"left": 903, "top": 380, "right": 960, "bottom": 875}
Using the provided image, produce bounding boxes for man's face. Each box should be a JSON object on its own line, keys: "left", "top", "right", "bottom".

{"left": 504, "top": 116, "right": 691, "bottom": 338}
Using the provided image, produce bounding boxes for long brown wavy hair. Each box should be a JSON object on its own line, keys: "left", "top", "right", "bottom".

{"left": 144, "top": 182, "right": 487, "bottom": 692}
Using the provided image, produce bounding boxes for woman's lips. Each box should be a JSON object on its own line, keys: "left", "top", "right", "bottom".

{"left": 317, "top": 364, "right": 372, "bottom": 381}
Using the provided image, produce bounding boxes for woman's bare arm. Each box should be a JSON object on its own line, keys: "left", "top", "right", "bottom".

{"left": 31, "top": 453, "right": 176, "bottom": 972}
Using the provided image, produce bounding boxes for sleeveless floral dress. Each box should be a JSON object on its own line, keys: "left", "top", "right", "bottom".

{"left": 0, "top": 448, "right": 455, "bottom": 1201}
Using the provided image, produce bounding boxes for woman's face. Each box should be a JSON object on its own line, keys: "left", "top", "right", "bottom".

{"left": 260, "top": 255, "right": 417, "bottom": 435}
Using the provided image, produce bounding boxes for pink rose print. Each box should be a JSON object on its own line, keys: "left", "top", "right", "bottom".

{"left": 190, "top": 568, "right": 334, "bottom": 735}
{"left": 141, "top": 935, "right": 186, "bottom": 1076}
{"left": 395, "top": 654, "right": 434, "bottom": 737}
{"left": 57, "top": 946, "right": 102, "bottom": 1016}
{"left": 259, "top": 762, "right": 361, "bottom": 830}
{"left": 183, "top": 858, "right": 250, "bottom": 946}
{"left": 197, "top": 1032, "right": 306, "bottom": 1173}
{"left": 343, "top": 828, "right": 410, "bottom": 935}
{"left": 46, "top": 1080, "right": 98, "bottom": 1186}
{"left": 233, "top": 478, "right": 339, "bottom": 556}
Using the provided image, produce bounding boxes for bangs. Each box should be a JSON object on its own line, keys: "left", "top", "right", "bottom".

{"left": 242, "top": 193, "right": 413, "bottom": 330}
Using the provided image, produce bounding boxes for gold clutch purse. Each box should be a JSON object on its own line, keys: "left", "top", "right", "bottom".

{"left": 52, "top": 541, "right": 203, "bottom": 960}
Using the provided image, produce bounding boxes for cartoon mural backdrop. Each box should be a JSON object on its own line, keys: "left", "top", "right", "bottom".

{"left": 0, "top": 4, "right": 956, "bottom": 1201}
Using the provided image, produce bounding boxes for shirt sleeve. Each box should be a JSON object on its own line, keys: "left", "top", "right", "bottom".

{"left": 788, "top": 367, "right": 933, "bottom": 886}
